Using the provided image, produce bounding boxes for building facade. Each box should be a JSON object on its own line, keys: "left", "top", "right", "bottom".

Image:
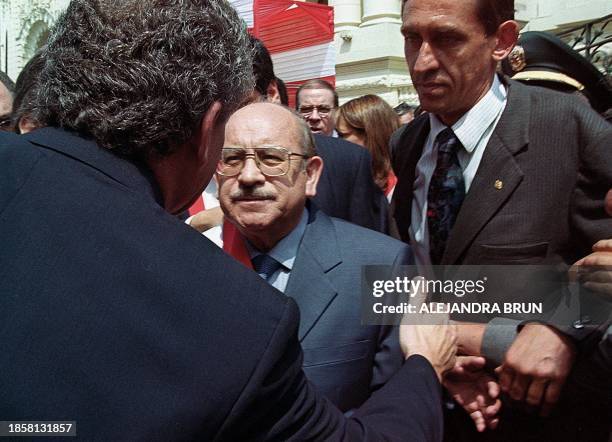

{"left": 1, "top": 0, "right": 610, "bottom": 107}
{"left": 0, "top": 0, "right": 69, "bottom": 80}
{"left": 326, "top": 0, "right": 611, "bottom": 105}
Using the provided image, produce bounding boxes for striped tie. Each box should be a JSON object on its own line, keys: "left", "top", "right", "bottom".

{"left": 251, "top": 254, "right": 282, "bottom": 281}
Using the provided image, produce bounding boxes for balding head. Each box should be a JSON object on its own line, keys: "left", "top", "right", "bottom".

{"left": 226, "top": 102, "right": 316, "bottom": 157}
{"left": 218, "top": 102, "right": 323, "bottom": 251}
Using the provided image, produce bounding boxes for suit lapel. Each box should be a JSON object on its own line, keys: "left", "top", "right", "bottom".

{"left": 442, "top": 80, "right": 531, "bottom": 264}
{"left": 285, "top": 206, "right": 341, "bottom": 341}
{"left": 391, "top": 117, "right": 430, "bottom": 243}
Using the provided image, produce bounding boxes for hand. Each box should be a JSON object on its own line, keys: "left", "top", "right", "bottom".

{"left": 497, "top": 323, "right": 576, "bottom": 416}
{"left": 444, "top": 356, "right": 501, "bottom": 432}
{"left": 188, "top": 207, "right": 223, "bottom": 233}
{"left": 400, "top": 277, "right": 457, "bottom": 381}
{"left": 572, "top": 239, "right": 612, "bottom": 298}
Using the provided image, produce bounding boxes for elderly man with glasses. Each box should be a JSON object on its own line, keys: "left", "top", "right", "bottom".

{"left": 296, "top": 79, "right": 338, "bottom": 136}
{"left": 216, "top": 101, "right": 425, "bottom": 412}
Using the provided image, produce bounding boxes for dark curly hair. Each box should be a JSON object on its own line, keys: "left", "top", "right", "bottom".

{"left": 251, "top": 35, "right": 275, "bottom": 97}
{"left": 33, "top": 0, "right": 254, "bottom": 159}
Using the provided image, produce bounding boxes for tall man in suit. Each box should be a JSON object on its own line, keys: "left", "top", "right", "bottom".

{"left": 393, "top": 0, "right": 612, "bottom": 439}
{"left": 1, "top": 0, "right": 457, "bottom": 440}
{"left": 216, "top": 101, "right": 412, "bottom": 411}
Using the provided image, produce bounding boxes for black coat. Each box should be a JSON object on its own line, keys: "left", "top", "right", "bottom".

{"left": 0, "top": 127, "right": 442, "bottom": 441}
{"left": 313, "top": 134, "right": 389, "bottom": 234}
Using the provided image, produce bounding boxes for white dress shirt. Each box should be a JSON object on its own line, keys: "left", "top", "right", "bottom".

{"left": 410, "top": 74, "right": 508, "bottom": 267}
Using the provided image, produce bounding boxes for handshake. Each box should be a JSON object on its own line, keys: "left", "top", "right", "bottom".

{"left": 398, "top": 275, "right": 590, "bottom": 434}
{"left": 402, "top": 193, "right": 612, "bottom": 436}
{"left": 398, "top": 282, "right": 500, "bottom": 433}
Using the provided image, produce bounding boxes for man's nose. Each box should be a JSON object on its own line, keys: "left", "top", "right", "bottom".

{"left": 238, "top": 157, "right": 266, "bottom": 186}
{"left": 308, "top": 108, "right": 321, "bottom": 121}
{"left": 412, "top": 41, "right": 439, "bottom": 75}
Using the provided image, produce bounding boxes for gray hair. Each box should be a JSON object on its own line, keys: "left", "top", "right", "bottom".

{"left": 33, "top": 0, "right": 254, "bottom": 158}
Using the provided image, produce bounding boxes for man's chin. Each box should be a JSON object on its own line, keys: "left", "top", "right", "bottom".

{"left": 234, "top": 216, "right": 273, "bottom": 233}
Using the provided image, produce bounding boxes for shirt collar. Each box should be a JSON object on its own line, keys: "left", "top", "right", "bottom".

{"left": 247, "top": 207, "right": 309, "bottom": 271}
{"left": 429, "top": 74, "right": 507, "bottom": 153}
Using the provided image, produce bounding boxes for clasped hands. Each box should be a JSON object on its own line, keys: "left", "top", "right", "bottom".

{"left": 399, "top": 279, "right": 577, "bottom": 433}
{"left": 398, "top": 282, "right": 501, "bottom": 432}
{"left": 445, "top": 322, "right": 575, "bottom": 433}
{"left": 449, "top": 238, "right": 611, "bottom": 431}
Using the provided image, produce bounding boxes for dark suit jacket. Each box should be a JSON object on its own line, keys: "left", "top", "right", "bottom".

{"left": 286, "top": 205, "right": 412, "bottom": 411}
{"left": 390, "top": 79, "right": 612, "bottom": 441}
{"left": 391, "top": 80, "right": 611, "bottom": 323}
{"left": 0, "top": 127, "right": 443, "bottom": 442}
{"left": 313, "top": 134, "right": 389, "bottom": 234}
{"left": 392, "top": 80, "right": 611, "bottom": 265}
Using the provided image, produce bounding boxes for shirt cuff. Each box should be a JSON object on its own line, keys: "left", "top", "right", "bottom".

{"left": 481, "top": 317, "right": 522, "bottom": 366}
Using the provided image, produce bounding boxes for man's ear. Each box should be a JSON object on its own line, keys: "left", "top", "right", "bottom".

{"left": 197, "top": 101, "right": 224, "bottom": 160}
{"left": 492, "top": 20, "right": 519, "bottom": 62}
{"left": 304, "top": 156, "right": 323, "bottom": 198}
{"left": 266, "top": 79, "right": 281, "bottom": 105}
{"left": 188, "top": 100, "right": 224, "bottom": 210}
{"left": 18, "top": 116, "right": 38, "bottom": 134}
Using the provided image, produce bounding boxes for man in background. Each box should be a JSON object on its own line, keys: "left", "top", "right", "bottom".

{"left": 501, "top": 31, "right": 612, "bottom": 115}
{"left": 296, "top": 78, "right": 338, "bottom": 136}
{"left": 394, "top": 102, "right": 417, "bottom": 125}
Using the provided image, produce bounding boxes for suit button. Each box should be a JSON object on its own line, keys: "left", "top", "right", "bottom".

{"left": 573, "top": 320, "right": 584, "bottom": 329}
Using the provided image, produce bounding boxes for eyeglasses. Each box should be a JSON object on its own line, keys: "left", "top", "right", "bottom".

{"left": 217, "top": 146, "right": 309, "bottom": 177}
{"left": 298, "top": 105, "right": 334, "bottom": 117}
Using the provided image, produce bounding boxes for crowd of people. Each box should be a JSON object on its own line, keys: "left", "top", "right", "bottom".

{"left": 0, "top": 0, "right": 610, "bottom": 441}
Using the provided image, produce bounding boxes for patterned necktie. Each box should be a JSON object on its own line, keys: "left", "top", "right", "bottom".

{"left": 251, "top": 254, "right": 282, "bottom": 281}
{"left": 427, "top": 128, "right": 465, "bottom": 265}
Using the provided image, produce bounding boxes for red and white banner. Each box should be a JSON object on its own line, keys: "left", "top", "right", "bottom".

{"left": 187, "top": 1, "right": 336, "bottom": 223}
{"left": 229, "top": 0, "right": 336, "bottom": 108}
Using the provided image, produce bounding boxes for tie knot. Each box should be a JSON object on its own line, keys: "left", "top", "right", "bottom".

{"left": 251, "top": 254, "right": 282, "bottom": 281}
{"left": 436, "top": 128, "right": 461, "bottom": 154}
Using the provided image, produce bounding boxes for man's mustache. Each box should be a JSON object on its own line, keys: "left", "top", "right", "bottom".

{"left": 230, "top": 190, "right": 276, "bottom": 201}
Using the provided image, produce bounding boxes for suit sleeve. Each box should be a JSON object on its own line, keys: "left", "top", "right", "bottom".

{"left": 551, "top": 115, "right": 612, "bottom": 340}
{"left": 483, "top": 111, "right": 612, "bottom": 359}
{"left": 216, "top": 297, "right": 443, "bottom": 442}
{"left": 570, "top": 121, "right": 612, "bottom": 252}
{"left": 370, "top": 244, "right": 415, "bottom": 392}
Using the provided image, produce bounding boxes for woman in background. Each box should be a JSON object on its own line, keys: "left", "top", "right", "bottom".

{"left": 335, "top": 94, "right": 399, "bottom": 200}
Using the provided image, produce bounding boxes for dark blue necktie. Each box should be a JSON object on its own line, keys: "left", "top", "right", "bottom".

{"left": 252, "top": 254, "right": 282, "bottom": 281}
{"left": 427, "top": 128, "right": 465, "bottom": 265}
